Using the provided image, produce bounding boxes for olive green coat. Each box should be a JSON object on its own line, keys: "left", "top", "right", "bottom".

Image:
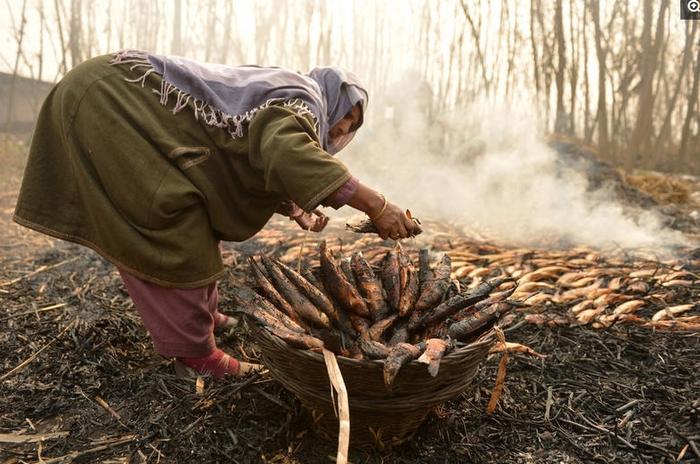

{"left": 14, "top": 55, "right": 351, "bottom": 287}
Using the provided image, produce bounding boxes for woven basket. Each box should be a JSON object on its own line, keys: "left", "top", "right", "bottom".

{"left": 251, "top": 324, "right": 496, "bottom": 446}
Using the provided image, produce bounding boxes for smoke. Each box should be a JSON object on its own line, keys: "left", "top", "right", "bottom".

{"left": 336, "top": 73, "right": 687, "bottom": 251}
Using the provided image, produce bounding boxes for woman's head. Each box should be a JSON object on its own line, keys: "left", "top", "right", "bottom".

{"left": 308, "top": 66, "right": 368, "bottom": 154}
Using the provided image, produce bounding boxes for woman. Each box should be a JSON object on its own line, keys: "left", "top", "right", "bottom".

{"left": 13, "top": 50, "right": 420, "bottom": 378}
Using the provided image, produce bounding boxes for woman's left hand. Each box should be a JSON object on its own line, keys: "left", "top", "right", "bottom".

{"left": 292, "top": 207, "right": 329, "bottom": 232}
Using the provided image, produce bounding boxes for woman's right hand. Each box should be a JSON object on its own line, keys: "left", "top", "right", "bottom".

{"left": 346, "top": 181, "right": 422, "bottom": 240}
{"left": 371, "top": 201, "right": 422, "bottom": 240}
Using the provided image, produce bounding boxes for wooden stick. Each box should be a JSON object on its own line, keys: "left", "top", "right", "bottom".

{"left": 1, "top": 302, "right": 68, "bottom": 321}
{"left": 323, "top": 348, "right": 349, "bottom": 464}
{"left": 487, "top": 328, "right": 508, "bottom": 414}
{"left": 544, "top": 386, "right": 553, "bottom": 421}
{"left": 95, "top": 396, "right": 123, "bottom": 423}
{"left": 0, "top": 320, "right": 76, "bottom": 382}
{"left": 0, "top": 257, "right": 79, "bottom": 287}
{"left": 39, "top": 434, "right": 138, "bottom": 463}
{"left": 0, "top": 431, "right": 68, "bottom": 444}
{"left": 297, "top": 228, "right": 310, "bottom": 274}
{"left": 76, "top": 387, "right": 164, "bottom": 460}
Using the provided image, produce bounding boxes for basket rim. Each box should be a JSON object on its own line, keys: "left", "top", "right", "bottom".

{"left": 250, "top": 320, "right": 496, "bottom": 367}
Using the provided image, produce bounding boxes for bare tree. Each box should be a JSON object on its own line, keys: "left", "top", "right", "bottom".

{"left": 54, "top": 0, "right": 68, "bottom": 76}
{"left": 590, "top": 0, "right": 610, "bottom": 156}
{"left": 4, "top": 0, "right": 28, "bottom": 132}
{"left": 68, "top": 0, "right": 82, "bottom": 67}
{"left": 654, "top": 22, "right": 698, "bottom": 156}
{"left": 553, "top": 0, "right": 567, "bottom": 133}
{"left": 627, "top": 0, "right": 668, "bottom": 166}
{"left": 679, "top": 36, "right": 700, "bottom": 164}
{"left": 460, "top": 0, "right": 491, "bottom": 94}
{"left": 172, "top": 0, "right": 183, "bottom": 55}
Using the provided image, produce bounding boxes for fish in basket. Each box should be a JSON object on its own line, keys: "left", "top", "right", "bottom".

{"left": 230, "top": 240, "right": 514, "bottom": 446}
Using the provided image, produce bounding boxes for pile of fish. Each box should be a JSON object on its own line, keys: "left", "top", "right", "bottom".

{"left": 446, "top": 246, "right": 700, "bottom": 331}
{"left": 235, "top": 217, "right": 700, "bottom": 332}
{"left": 231, "top": 241, "right": 516, "bottom": 388}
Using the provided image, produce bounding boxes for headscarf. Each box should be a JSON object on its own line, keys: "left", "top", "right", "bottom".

{"left": 308, "top": 66, "right": 368, "bottom": 154}
{"left": 112, "top": 50, "right": 368, "bottom": 152}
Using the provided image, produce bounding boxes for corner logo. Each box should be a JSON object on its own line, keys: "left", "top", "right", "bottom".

{"left": 681, "top": 0, "right": 700, "bottom": 19}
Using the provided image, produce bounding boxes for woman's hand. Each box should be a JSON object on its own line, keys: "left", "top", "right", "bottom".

{"left": 346, "top": 182, "right": 422, "bottom": 240}
{"left": 371, "top": 202, "right": 421, "bottom": 240}
{"left": 277, "top": 200, "right": 329, "bottom": 232}
{"left": 292, "top": 208, "right": 329, "bottom": 232}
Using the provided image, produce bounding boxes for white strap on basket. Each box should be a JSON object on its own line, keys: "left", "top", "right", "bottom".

{"left": 322, "top": 348, "right": 350, "bottom": 464}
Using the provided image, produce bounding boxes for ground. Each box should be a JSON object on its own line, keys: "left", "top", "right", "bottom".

{"left": 0, "top": 136, "right": 699, "bottom": 463}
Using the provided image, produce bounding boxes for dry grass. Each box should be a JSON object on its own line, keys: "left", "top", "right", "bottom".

{"left": 624, "top": 171, "right": 698, "bottom": 206}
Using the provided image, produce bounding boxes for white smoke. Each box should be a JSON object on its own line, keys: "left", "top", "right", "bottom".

{"left": 335, "top": 73, "right": 687, "bottom": 251}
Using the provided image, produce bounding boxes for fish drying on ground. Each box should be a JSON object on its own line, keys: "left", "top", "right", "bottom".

{"left": 351, "top": 251, "right": 391, "bottom": 321}
{"left": 319, "top": 241, "right": 370, "bottom": 318}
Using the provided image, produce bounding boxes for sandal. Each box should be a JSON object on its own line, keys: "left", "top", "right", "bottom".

{"left": 175, "top": 349, "right": 262, "bottom": 379}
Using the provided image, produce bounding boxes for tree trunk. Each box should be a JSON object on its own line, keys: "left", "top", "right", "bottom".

{"left": 654, "top": 22, "right": 697, "bottom": 156}
{"left": 68, "top": 0, "right": 82, "bottom": 67}
{"left": 569, "top": 0, "right": 579, "bottom": 135}
{"left": 4, "top": 0, "right": 28, "bottom": 132}
{"left": 590, "top": 0, "right": 609, "bottom": 156}
{"left": 530, "top": 0, "right": 541, "bottom": 97}
{"left": 460, "top": 0, "right": 490, "bottom": 94}
{"left": 582, "top": 4, "right": 592, "bottom": 141}
{"left": 679, "top": 37, "right": 700, "bottom": 164}
{"left": 172, "top": 0, "right": 182, "bottom": 55}
{"left": 627, "top": 0, "right": 668, "bottom": 166}
{"left": 553, "top": 0, "right": 567, "bottom": 133}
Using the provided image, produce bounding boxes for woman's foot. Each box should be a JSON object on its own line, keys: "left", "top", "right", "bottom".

{"left": 175, "top": 349, "right": 261, "bottom": 379}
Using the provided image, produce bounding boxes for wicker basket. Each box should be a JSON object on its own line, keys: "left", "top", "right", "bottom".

{"left": 251, "top": 324, "right": 496, "bottom": 446}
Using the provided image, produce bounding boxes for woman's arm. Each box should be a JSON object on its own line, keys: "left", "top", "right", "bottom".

{"left": 345, "top": 183, "right": 420, "bottom": 240}
{"left": 250, "top": 107, "right": 419, "bottom": 239}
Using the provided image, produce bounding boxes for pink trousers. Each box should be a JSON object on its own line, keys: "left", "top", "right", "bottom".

{"left": 119, "top": 269, "right": 222, "bottom": 357}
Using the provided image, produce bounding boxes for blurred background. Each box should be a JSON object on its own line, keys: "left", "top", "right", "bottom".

{"left": 1, "top": 0, "right": 699, "bottom": 249}
{"left": 2, "top": 0, "right": 698, "bottom": 171}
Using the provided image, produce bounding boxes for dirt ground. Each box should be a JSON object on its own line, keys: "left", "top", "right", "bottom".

{"left": 1, "top": 137, "right": 699, "bottom": 463}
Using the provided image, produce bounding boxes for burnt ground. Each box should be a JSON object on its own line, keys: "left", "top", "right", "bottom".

{"left": 1, "top": 137, "right": 699, "bottom": 463}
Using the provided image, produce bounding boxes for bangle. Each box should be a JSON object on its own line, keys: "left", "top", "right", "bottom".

{"left": 369, "top": 194, "right": 388, "bottom": 222}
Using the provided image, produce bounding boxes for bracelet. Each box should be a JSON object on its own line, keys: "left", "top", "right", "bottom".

{"left": 369, "top": 194, "right": 388, "bottom": 222}
{"left": 290, "top": 211, "right": 305, "bottom": 221}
